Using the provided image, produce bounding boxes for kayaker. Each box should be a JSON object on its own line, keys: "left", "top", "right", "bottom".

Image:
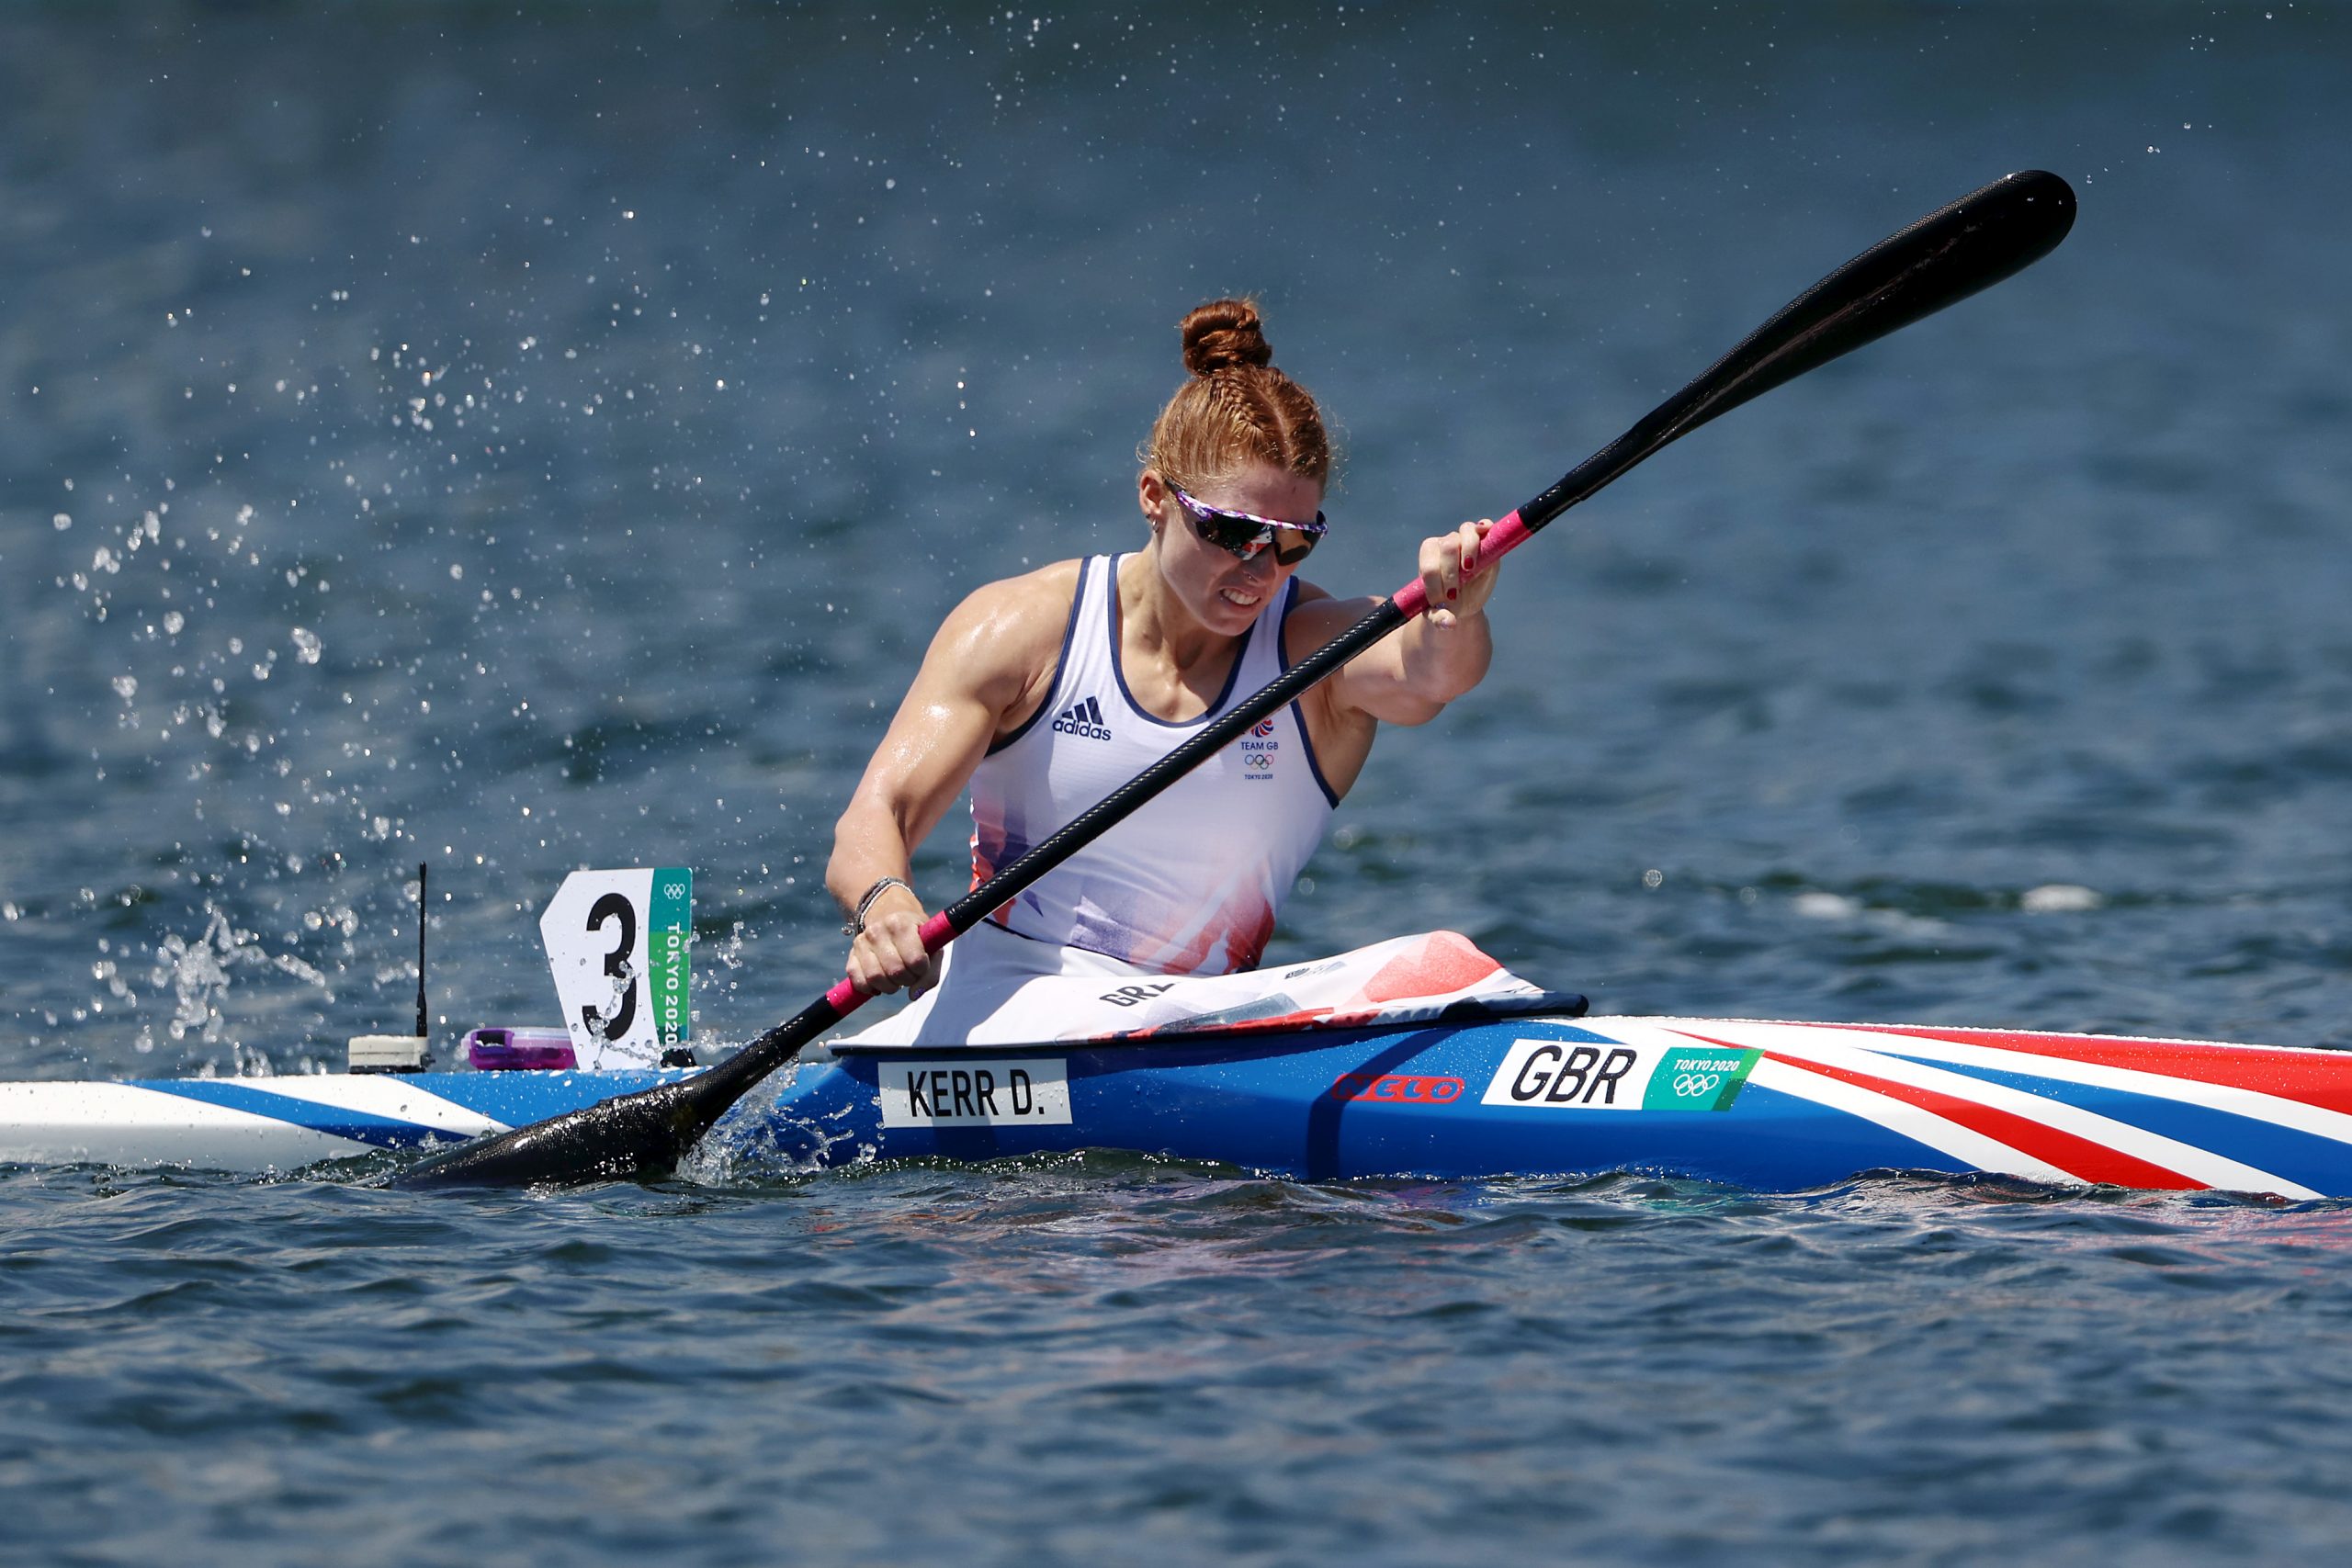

{"left": 826, "top": 297, "right": 1502, "bottom": 1042}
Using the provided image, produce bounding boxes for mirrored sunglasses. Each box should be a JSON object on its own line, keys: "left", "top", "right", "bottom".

{"left": 1170, "top": 486, "right": 1328, "bottom": 567}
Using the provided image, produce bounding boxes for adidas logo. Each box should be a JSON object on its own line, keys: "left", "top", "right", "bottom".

{"left": 1049, "top": 695, "right": 1113, "bottom": 742}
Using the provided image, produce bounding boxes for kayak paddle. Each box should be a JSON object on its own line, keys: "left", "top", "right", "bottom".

{"left": 395, "top": 168, "right": 2075, "bottom": 1189}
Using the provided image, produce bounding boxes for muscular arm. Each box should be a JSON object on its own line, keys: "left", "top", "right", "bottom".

{"left": 1282, "top": 521, "right": 1498, "bottom": 797}
{"left": 825, "top": 562, "right": 1077, "bottom": 993}
{"left": 1296, "top": 517, "right": 1497, "bottom": 708}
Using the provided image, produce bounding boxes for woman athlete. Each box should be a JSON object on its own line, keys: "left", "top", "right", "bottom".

{"left": 825, "top": 298, "right": 1503, "bottom": 1043}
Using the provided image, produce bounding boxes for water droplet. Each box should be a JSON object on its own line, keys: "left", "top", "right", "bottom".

{"left": 1793, "top": 892, "right": 1860, "bottom": 921}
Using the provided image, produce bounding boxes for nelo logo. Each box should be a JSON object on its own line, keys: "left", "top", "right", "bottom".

{"left": 1328, "top": 1073, "right": 1466, "bottom": 1104}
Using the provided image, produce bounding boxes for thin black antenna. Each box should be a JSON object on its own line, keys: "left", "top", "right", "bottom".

{"left": 414, "top": 862, "right": 429, "bottom": 1039}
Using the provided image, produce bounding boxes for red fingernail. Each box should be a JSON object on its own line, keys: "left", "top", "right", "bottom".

{"left": 1447, "top": 588, "right": 1458, "bottom": 601}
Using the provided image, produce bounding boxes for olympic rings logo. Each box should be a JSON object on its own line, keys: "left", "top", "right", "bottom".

{"left": 1672, "top": 1072, "right": 1723, "bottom": 1099}
{"left": 1245, "top": 752, "right": 1273, "bottom": 770}
{"left": 1329, "top": 1073, "right": 1466, "bottom": 1104}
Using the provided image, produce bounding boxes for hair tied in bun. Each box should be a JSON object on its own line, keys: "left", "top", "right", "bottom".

{"left": 1145, "top": 296, "right": 1331, "bottom": 496}
{"left": 1180, "top": 298, "right": 1274, "bottom": 378}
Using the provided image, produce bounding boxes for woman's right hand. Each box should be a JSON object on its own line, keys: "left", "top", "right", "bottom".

{"left": 846, "top": 882, "right": 942, "bottom": 996}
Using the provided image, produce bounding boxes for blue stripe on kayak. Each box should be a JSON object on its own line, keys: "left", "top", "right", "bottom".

{"left": 413, "top": 1069, "right": 686, "bottom": 1126}
{"left": 139, "top": 1081, "right": 464, "bottom": 1150}
{"left": 1577, "top": 1077, "right": 1990, "bottom": 1189}
{"left": 1306, "top": 1076, "right": 1981, "bottom": 1187}
{"left": 1853, "top": 1050, "right": 2352, "bottom": 1194}
{"left": 135, "top": 1070, "right": 694, "bottom": 1153}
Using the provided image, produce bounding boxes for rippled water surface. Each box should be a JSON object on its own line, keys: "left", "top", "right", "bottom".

{"left": 14, "top": 1165, "right": 2352, "bottom": 1567}
{"left": 3, "top": 5, "right": 2347, "bottom": 1563}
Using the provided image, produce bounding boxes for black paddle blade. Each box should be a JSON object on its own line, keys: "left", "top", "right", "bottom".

{"left": 392, "top": 1075, "right": 714, "bottom": 1188}
{"left": 1521, "top": 169, "right": 2076, "bottom": 529}
{"left": 391, "top": 998, "right": 833, "bottom": 1189}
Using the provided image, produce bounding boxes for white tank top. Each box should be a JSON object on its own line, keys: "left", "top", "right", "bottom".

{"left": 966, "top": 553, "right": 1338, "bottom": 976}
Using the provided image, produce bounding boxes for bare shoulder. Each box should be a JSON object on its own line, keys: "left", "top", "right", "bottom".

{"left": 1279, "top": 575, "right": 1380, "bottom": 789}
{"left": 918, "top": 559, "right": 1085, "bottom": 721}
{"left": 933, "top": 558, "right": 1082, "bottom": 660}
{"left": 1280, "top": 576, "right": 1383, "bottom": 660}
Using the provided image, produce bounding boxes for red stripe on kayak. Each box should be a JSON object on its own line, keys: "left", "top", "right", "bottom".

{"left": 1814, "top": 1023, "right": 2352, "bottom": 1116}
{"left": 1666, "top": 1028, "right": 2204, "bottom": 1190}
{"left": 1759, "top": 1051, "right": 2203, "bottom": 1190}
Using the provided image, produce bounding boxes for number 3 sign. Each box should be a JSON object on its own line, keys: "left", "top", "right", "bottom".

{"left": 538, "top": 868, "right": 692, "bottom": 1068}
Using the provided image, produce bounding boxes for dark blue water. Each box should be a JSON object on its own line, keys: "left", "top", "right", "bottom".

{"left": 3, "top": 5, "right": 2348, "bottom": 1562}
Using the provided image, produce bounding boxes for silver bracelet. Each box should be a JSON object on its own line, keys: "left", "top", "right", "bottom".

{"left": 842, "top": 875, "right": 912, "bottom": 936}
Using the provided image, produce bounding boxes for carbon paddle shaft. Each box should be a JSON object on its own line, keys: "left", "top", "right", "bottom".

{"left": 396, "top": 170, "right": 2075, "bottom": 1189}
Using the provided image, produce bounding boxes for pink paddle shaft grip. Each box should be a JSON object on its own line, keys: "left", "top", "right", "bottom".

{"left": 1387, "top": 511, "right": 1531, "bottom": 620}
{"left": 823, "top": 909, "right": 960, "bottom": 1016}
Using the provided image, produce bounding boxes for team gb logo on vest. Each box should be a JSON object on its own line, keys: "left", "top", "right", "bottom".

{"left": 1239, "top": 715, "right": 1279, "bottom": 778}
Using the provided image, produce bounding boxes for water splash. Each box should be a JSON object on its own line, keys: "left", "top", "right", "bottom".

{"left": 144, "top": 905, "right": 331, "bottom": 1072}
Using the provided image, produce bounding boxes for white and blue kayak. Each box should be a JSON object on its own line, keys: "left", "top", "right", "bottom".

{"left": 11, "top": 987, "right": 2352, "bottom": 1198}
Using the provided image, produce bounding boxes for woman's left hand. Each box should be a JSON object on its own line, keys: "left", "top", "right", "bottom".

{"left": 1419, "top": 518, "right": 1498, "bottom": 628}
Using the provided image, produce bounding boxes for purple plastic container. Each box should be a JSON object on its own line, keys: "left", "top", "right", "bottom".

{"left": 464, "top": 1026, "right": 579, "bottom": 1072}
